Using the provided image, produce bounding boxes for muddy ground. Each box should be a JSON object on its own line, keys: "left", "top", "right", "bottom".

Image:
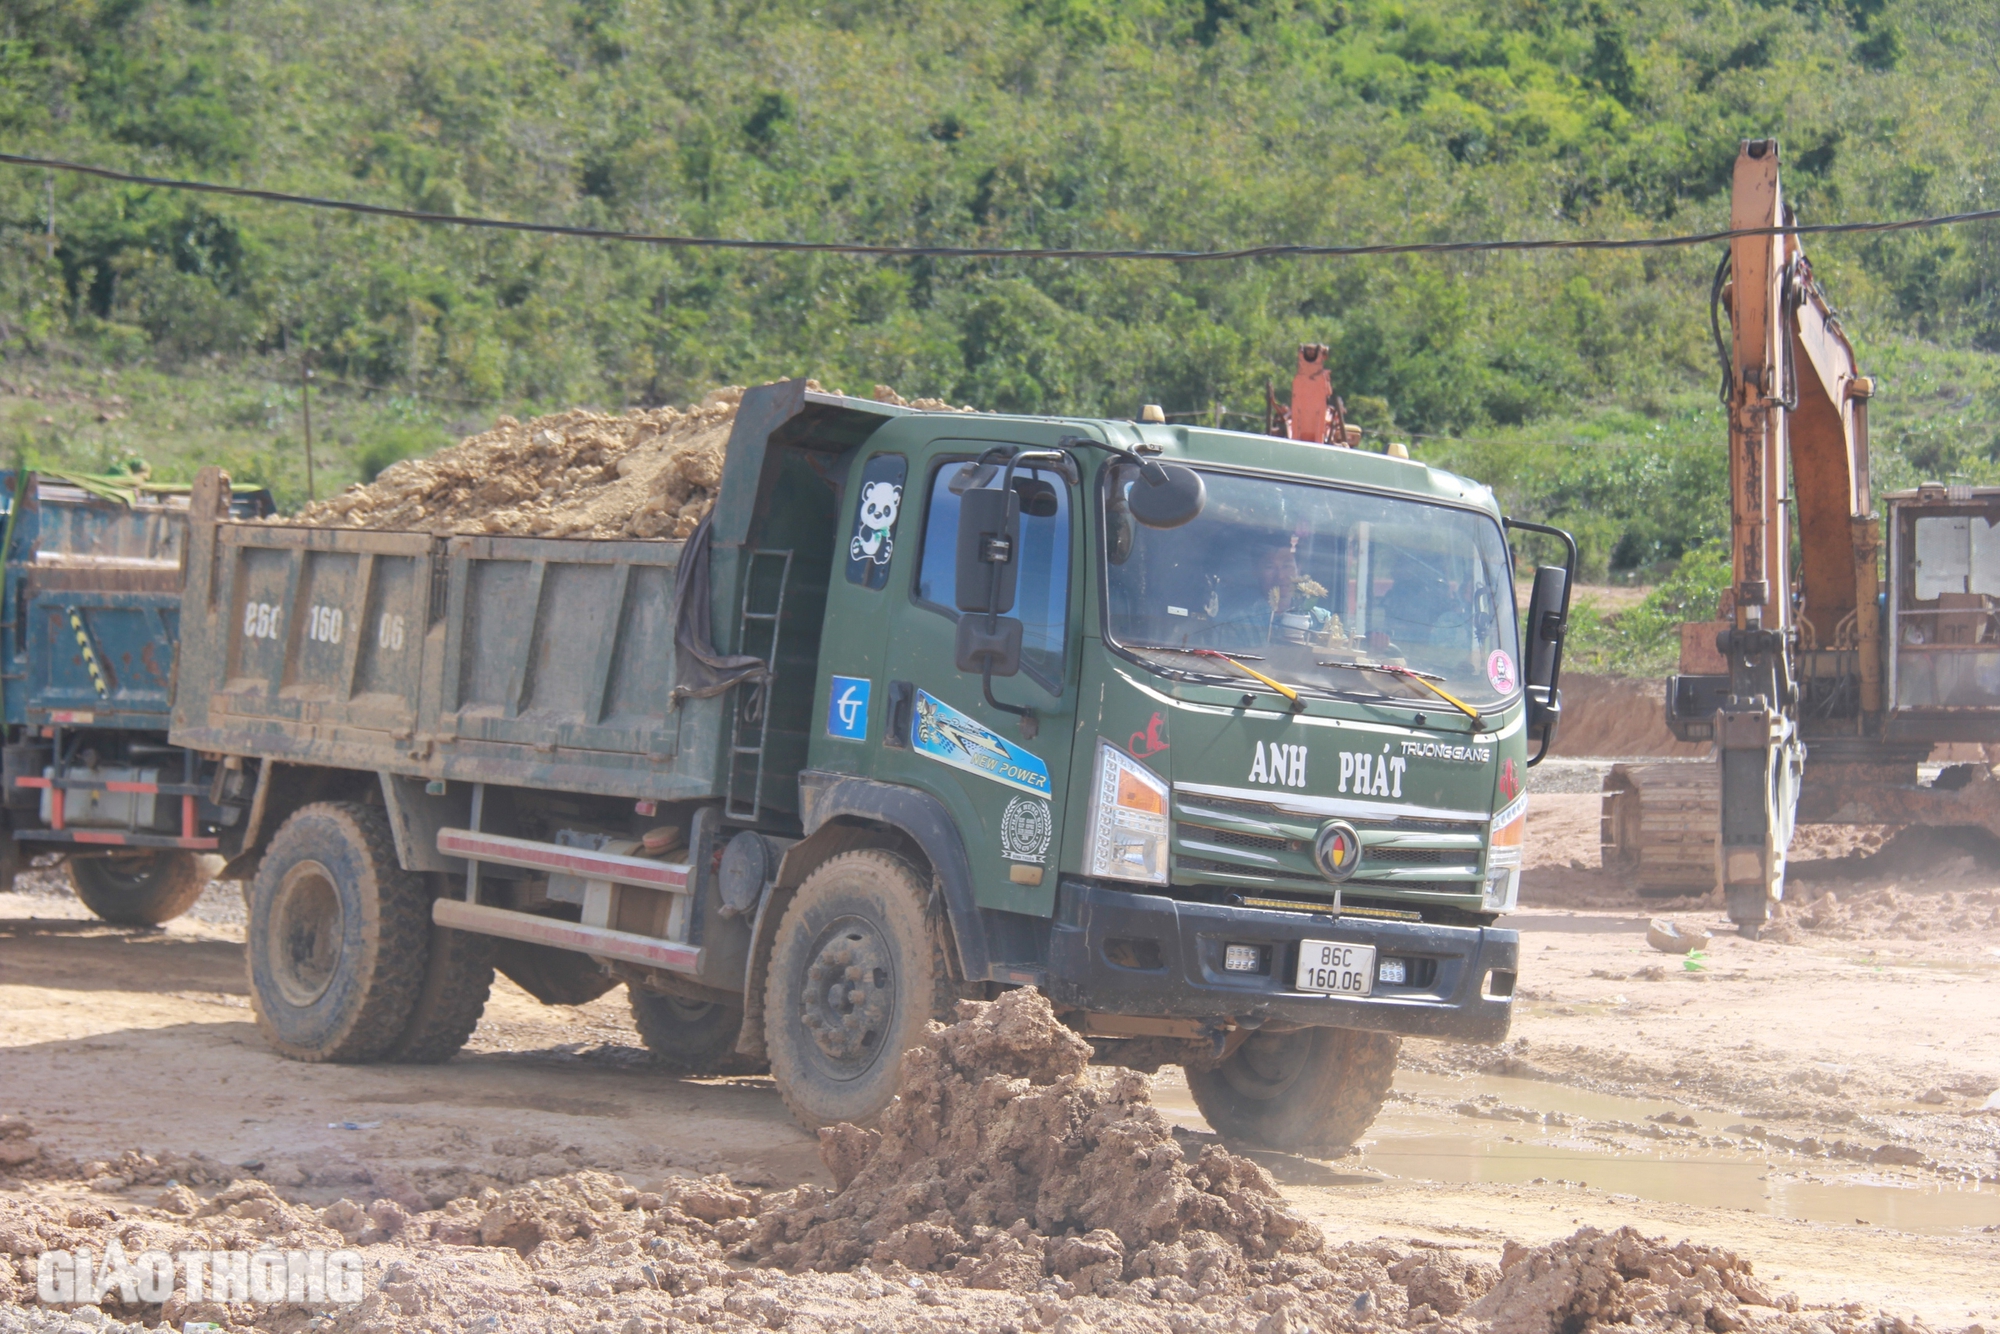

{"left": 2, "top": 788, "right": 1998, "bottom": 1330}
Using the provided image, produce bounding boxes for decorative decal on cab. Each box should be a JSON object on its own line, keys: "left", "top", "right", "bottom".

{"left": 912, "top": 690, "right": 1052, "bottom": 797}
{"left": 826, "top": 675, "right": 871, "bottom": 741}
{"left": 1400, "top": 740, "right": 1493, "bottom": 764}
{"left": 999, "top": 797, "right": 1054, "bottom": 863}
{"left": 1128, "top": 711, "right": 1169, "bottom": 759}
{"left": 845, "top": 454, "right": 907, "bottom": 590}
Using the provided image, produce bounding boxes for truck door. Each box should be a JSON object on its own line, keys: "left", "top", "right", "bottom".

{"left": 881, "top": 450, "right": 1079, "bottom": 918}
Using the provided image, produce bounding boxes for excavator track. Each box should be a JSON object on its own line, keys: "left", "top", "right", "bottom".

{"left": 1600, "top": 761, "right": 1719, "bottom": 897}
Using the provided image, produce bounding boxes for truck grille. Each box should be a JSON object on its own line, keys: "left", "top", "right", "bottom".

{"left": 1171, "top": 789, "right": 1484, "bottom": 899}
{"left": 1175, "top": 855, "right": 1324, "bottom": 884}
{"left": 1205, "top": 828, "right": 1295, "bottom": 853}
{"left": 1366, "top": 845, "right": 1449, "bottom": 864}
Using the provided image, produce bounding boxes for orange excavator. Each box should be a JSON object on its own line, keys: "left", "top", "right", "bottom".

{"left": 1602, "top": 139, "right": 2000, "bottom": 932}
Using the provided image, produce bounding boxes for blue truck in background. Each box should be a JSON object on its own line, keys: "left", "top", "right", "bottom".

{"left": 0, "top": 469, "right": 273, "bottom": 923}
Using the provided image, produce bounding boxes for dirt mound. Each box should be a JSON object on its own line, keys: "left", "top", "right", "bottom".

{"left": 289, "top": 391, "right": 744, "bottom": 539}
{"left": 1548, "top": 675, "right": 1709, "bottom": 759}
{"left": 743, "top": 988, "right": 1319, "bottom": 1284}
{"left": 1472, "top": 1226, "right": 1798, "bottom": 1334}
{"left": 0, "top": 998, "right": 1911, "bottom": 1333}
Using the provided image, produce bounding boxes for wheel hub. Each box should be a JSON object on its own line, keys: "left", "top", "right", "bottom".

{"left": 1221, "top": 1028, "right": 1312, "bottom": 1100}
{"left": 269, "top": 860, "right": 343, "bottom": 1008}
{"left": 798, "top": 916, "right": 893, "bottom": 1067}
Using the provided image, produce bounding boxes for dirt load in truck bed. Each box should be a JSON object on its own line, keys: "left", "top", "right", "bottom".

{"left": 286, "top": 381, "right": 967, "bottom": 539}
{"left": 288, "top": 390, "right": 743, "bottom": 539}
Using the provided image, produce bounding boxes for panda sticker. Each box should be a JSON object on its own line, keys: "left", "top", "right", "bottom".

{"left": 845, "top": 454, "right": 908, "bottom": 590}
{"left": 851, "top": 480, "right": 901, "bottom": 564}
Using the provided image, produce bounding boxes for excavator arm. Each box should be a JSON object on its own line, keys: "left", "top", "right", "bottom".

{"left": 1678, "top": 140, "right": 1875, "bottom": 932}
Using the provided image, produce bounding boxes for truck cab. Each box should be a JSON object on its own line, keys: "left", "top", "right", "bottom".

{"left": 781, "top": 409, "right": 1545, "bottom": 1141}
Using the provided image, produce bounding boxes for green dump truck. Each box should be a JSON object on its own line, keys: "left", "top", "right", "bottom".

{"left": 170, "top": 380, "right": 1572, "bottom": 1150}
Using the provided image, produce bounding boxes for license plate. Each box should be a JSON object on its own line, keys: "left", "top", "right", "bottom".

{"left": 1295, "top": 941, "right": 1376, "bottom": 996}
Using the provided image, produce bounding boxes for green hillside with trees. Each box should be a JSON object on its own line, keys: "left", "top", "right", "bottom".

{"left": 4, "top": 0, "right": 2000, "bottom": 622}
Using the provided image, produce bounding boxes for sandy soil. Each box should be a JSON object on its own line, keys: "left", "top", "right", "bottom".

{"left": 2, "top": 801, "right": 1997, "bottom": 1331}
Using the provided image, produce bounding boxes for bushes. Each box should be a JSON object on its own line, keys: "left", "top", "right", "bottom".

{"left": 0, "top": 0, "right": 1998, "bottom": 562}
{"left": 1563, "top": 542, "right": 1733, "bottom": 677}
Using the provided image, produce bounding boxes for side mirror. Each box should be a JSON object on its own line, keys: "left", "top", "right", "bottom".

{"left": 1128, "top": 463, "right": 1205, "bottom": 529}
{"left": 956, "top": 615, "right": 1022, "bottom": 677}
{"left": 1523, "top": 564, "right": 1568, "bottom": 756}
{"left": 955, "top": 487, "right": 1019, "bottom": 614}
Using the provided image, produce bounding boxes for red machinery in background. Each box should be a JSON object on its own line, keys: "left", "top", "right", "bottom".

{"left": 1268, "top": 344, "right": 1365, "bottom": 446}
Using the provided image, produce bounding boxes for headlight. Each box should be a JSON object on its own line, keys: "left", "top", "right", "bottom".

{"left": 1485, "top": 793, "right": 1526, "bottom": 912}
{"left": 1087, "top": 741, "right": 1170, "bottom": 884}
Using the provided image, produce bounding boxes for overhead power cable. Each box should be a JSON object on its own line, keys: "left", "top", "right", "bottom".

{"left": 9, "top": 151, "right": 2000, "bottom": 261}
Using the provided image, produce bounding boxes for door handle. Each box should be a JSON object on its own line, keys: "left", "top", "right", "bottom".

{"left": 884, "top": 680, "right": 914, "bottom": 749}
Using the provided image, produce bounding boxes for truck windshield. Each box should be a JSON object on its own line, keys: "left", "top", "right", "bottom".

{"left": 1104, "top": 468, "right": 1521, "bottom": 709}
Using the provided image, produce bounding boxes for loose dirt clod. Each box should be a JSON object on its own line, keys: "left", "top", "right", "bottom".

{"left": 1645, "top": 919, "right": 1711, "bottom": 955}
{"left": 1472, "top": 1226, "right": 1798, "bottom": 1334}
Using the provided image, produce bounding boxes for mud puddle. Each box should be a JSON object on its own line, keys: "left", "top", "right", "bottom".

{"left": 1150, "top": 1068, "right": 2000, "bottom": 1233}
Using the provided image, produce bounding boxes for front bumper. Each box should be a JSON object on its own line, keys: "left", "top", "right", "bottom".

{"left": 1044, "top": 878, "right": 1517, "bottom": 1044}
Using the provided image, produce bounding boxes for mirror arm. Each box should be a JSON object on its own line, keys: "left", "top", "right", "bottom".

{"left": 981, "top": 667, "right": 1038, "bottom": 739}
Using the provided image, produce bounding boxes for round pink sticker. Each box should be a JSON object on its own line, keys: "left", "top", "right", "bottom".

{"left": 1487, "top": 650, "right": 1518, "bottom": 694}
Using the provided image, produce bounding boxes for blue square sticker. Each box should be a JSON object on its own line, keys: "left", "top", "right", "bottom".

{"left": 826, "top": 675, "right": 872, "bottom": 741}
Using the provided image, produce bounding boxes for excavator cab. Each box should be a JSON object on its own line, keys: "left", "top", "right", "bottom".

{"left": 1886, "top": 484, "right": 2000, "bottom": 720}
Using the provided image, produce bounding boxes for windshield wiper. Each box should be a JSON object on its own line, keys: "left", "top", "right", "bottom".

{"left": 1121, "top": 644, "right": 1304, "bottom": 709}
{"left": 1318, "top": 657, "right": 1482, "bottom": 725}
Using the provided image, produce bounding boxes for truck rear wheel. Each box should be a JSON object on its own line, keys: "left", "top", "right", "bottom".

{"left": 69, "top": 850, "right": 207, "bottom": 926}
{"left": 246, "top": 802, "right": 428, "bottom": 1062}
{"left": 1185, "top": 1026, "right": 1399, "bottom": 1153}
{"left": 387, "top": 895, "right": 495, "bottom": 1064}
{"left": 630, "top": 989, "right": 765, "bottom": 1075}
{"left": 764, "top": 849, "right": 946, "bottom": 1130}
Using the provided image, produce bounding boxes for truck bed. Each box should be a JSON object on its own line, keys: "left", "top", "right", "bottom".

{"left": 171, "top": 384, "right": 900, "bottom": 815}
{"left": 172, "top": 521, "right": 746, "bottom": 800}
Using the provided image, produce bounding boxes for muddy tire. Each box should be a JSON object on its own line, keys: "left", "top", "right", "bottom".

{"left": 246, "top": 802, "right": 428, "bottom": 1063}
{"left": 68, "top": 850, "right": 207, "bottom": 926}
{"left": 630, "top": 989, "right": 765, "bottom": 1075}
{"left": 1185, "top": 1026, "right": 1400, "bottom": 1152}
{"left": 764, "top": 849, "right": 947, "bottom": 1130}
{"left": 387, "top": 889, "right": 495, "bottom": 1064}
{"left": 0, "top": 819, "right": 23, "bottom": 894}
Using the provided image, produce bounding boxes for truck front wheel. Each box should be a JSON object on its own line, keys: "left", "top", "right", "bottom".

{"left": 246, "top": 802, "right": 429, "bottom": 1062}
{"left": 69, "top": 850, "right": 207, "bottom": 926}
{"left": 1185, "top": 1026, "right": 1399, "bottom": 1153}
{"left": 764, "top": 849, "right": 946, "bottom": 1130}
